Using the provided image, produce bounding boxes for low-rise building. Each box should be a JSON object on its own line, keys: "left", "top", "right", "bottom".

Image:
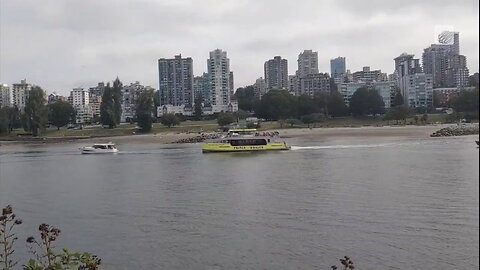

{"left": 339, "top": 81, "right": 396, "bottom": 109}
{"left": 157, "top": 101, "right": 238, "bottom": 117}
{"left": 299, "top": 73, "right": 331, "bottom": 97}
{"left": 433, "top": 87, "right": 476, "bottom": 107}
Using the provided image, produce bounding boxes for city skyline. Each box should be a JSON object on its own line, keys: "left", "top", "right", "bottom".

{"left": 0, "top": 0, "right": 479, "bottom": 95}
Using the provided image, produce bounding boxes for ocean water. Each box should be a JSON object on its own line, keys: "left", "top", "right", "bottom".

{"left": 0, "top": 135, "right": 478, "bottom": 269}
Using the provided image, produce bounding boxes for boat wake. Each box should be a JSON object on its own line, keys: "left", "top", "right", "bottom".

{"left": 291, "top": 143, "right": 395, "bottom": 150}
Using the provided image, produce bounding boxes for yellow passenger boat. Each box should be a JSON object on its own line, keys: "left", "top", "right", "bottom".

{"left": 202, "top": 129, "right": 290, "bottom": 153}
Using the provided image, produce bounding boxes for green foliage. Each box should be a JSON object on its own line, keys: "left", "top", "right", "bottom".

{"left": 112, "top": 78, "right": 123, "bottom": 125}
{"left": 349, "top": 87, "right": 385, "bottom": 116}
{"left": 297, "top": 95, "right": 317, "bottom": 117}
{"left": 24, "top": 87, "right": 48, "bottom": 136}
{"left": 328, "top": 91, "right": 348, "bottom": 117}
{"left": 100, "top": 83, "right": 116, "bottom": 128}
{"left": 135, "top": 90, "right": 155, "bottom": 132}
{"left": 313, "top": 92, "right": 329, "bottom": 115}
{"left": 234, "top": 86, "right": 256, "bottom": 112}
{"left": 234, "top": 110, "right": 249, "bottom": 120}
{"left": 48, "top": 101, "right": 75, "bottom": 130}
{"left": 384, "top": 105, "right": 413, "bottom": 124}
{"left": 217, "top": 112, "right": 235, "bottom": 127}
{"left": 0, "top": 108, "right": 9, "bottom": 134}
{"left": 301, "top": 113, "right": 325, "bottom": 128}
{"left": 1, "top": 205, "right": 101, "bottom": 270}
{"left": 160, "top": 113, "right": 180, "bottom": 128}
{"left": 255, "top": 90, "right": 296, "bottom": 120}
{"left": 392, "top": 89, "right": 404, "bottom": 107}
{"left": 286, "top": 118, "right": 302, "bottom": 127}
{"left": 0, "top": 106, "right": 22, "bottom": 134}
{"left": 193, "top": 96, "right": 203, "bottom": 121}
{"left": 450, "top": 88, "right": 479, "bottom": 114}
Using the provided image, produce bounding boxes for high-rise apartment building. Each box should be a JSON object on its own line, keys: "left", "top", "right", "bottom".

{"left": 89, "top": 82, "right": 106, "bottom": 98}
{"left": 207, "top": 49, "right": 231, "bottom": 106}
{"left": 264, "top": 56, "right": 288, "bottom": 91}
{"left": 330, "top": 57, "right": 346, "bottom": 79}
{"left": 254, "top": 77, "right": 267, "bottom": 99}
{"left": 121, "top": 81, "right": 153, "bottom": 122}
{"left": 394, "top": 53, "right": 433, "bottom": 109}
{"left": 158, "top": 54, "right": 194, "bottom": 107}
{"left": 70, "top": 88, "right": 92, "bottom": 124}
{"left": 422, "top": 31, "right": 469, "bottom": 88}
{"left": 12, "top": 79, "right": 32, "bottom": 111}
{"left": 299, "top": 73, "right": 331, "bottom": 97}
{"left": 297, "top": 50, "right": 319, "bottom": 78}
{"left": 0, "top": 84, "right": 10, "bottom": 108}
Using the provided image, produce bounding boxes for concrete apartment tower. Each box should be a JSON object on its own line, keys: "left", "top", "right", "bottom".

{"left": 394, "top": 53, "right": 433, "bottom": 109}
{"left": 0, "top": 84, "right": 10, "bottom": 108}
{"left": 297, "top": 50, "right": 319, "bottom": 78}
{"left": 158, "top": 54, "right": 194, "bottom": 107}
{"left": 207, "top": 49, "right": 231, "bottom": 106}
{"left": 422, "top": 31, "right": 468, "bottom": 88}
{"left": 12, "top": 79, "right": 32, "bottom": 111}
{"left": 264, "top": 56, "right": 288, "bottom": 91}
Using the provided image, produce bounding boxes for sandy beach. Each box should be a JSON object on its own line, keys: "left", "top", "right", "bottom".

{"left": 0, "top": 124, "right": 456, "bottom": 147}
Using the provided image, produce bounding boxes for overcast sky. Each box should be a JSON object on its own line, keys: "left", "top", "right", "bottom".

{"left": 1, "top": 0, "right": 478, "bottom": 95}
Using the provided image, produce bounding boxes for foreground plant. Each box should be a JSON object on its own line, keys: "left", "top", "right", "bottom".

{"left": 1, "top": 204, "right": 101, "bottom": 270}
{"left": 331, "top": 256, "right": 354, "bottom": 270}
{"left": 1, "top": 205, "right": 23, "bottom": 269}
{"left": 25, "top": 224, "right": 101, "bottom": 270}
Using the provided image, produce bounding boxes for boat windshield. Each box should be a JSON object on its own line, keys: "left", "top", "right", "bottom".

{"left": 92, "top": 144, "right": 115, "bottom": 149}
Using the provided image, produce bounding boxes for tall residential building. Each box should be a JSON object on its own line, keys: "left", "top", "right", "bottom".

{"left": 422, "top": 31, "right": 468, "bottom": 88}
{"left": 229, "top": 72, "right": 235, "bottom": 97}
{"left": 264, "top": 56, "right": 288, "bottom": 91}
{"left": 70, "top": 88, "right": 92, "bottom": 124}
{"left": 352, "top": 66, "right": 387, "bottom": 83}
{"left": 0, "top": 84, "right": 10, "bottom": 108}
{"left": 395, "top": 53, "right": 433, "bottom": 108}
{"left": 12, "top": 79, "right": 32, "bottom": 111}
{"left": 88, "top": 82, "right": 106, "bottom": 98}
{"left": 288, "top": 75, "right": 300, "bottom": 96}
{"left": 158, "top": 54, "right": 194, "bottom": 107}
{"left": 121, "top": 81, "right": 153, "bottom": 122}
{"left": 299, "top": 73, "right": 331, "bottom": 97}
{"left": 297, "top": 50, "right": 319, "bottom": 78}
{"left": 330, "top": 57, "right": 346, "bottom": 79}
{"left": 207, "top": 49, "right": 231, "bottom": 106}
{"left": 253, "top": 77, "right": 267, "bottom": 99}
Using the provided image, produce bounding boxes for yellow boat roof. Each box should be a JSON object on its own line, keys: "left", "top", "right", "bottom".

{"left": 228, "top": 128, "right": 257, "bottom": 132}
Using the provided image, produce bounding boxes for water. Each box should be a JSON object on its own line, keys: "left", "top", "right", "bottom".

{"left": 0, "top": 135, "right": 478, "bottom": 269}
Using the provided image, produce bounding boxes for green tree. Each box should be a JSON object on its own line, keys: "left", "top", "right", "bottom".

{"left": 100, "top": 83, "right": 116, "bottom": 128}
{"left": 24, "top": 86, "right": 48, "bottom": 136}
{"left": 193, "top": 96, "right": 203, "bottom": 121}
{"left": 297, "top": 95, "right": 317, "bottom": 117}
{"left": 0, "top": 108, "right": 9, "bottom": 134}
{"left": 313, "top": 92, "right": 329, "bottom": 115}
{"left": 136, "top": 90, "right": 155, "bottom": 132}
{"left": 384, "top": 105, "right": 413, "bottom": 124}
{"left": 255, "top": 90, "right": 296, "bottom": 120}
{"left": 234, "top": 85, "right": 256, "bottom": 112}
{"left": 217, "top": 112, "right": 235, "bottom": 127}
{"left": 286, "top": 118, "right": 302, "bottom": 127}
{"left": 392, "top": 89, "right": 404, "bottom": 107}
{"left": 349, "top": 87, "right": 385, "bottom": 116}
{"left": 48, "top": 101, "right": 76, "bottom": 130}
{"left": 112, "top": 77, "right": 123, "bottom": 125}
{"left": 160, "top": 113, "right": 180, "bottom": 128}
{"left": 328, "top": 90, "right": 348, "bottom": 117}
{"left": 450, "top": 88, "right": 479, "bottom": 114}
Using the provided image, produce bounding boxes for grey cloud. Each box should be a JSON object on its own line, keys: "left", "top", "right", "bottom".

{"left": 0, "top": 0, "right": 478, "bottom": 95}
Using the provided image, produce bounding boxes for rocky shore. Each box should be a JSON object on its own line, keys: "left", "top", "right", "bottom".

{"left": 172, "top": 133, "right": 222, "bottom": 143}
{"left": 430, "top": 124, "right": 479, "bottom": 137}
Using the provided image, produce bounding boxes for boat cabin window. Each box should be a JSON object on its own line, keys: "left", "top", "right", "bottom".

{"left": 93, "top": 145, "right": 107, "bottom": 149}
{"left": 229, "top": 139, "right": 267, "bottom": 146}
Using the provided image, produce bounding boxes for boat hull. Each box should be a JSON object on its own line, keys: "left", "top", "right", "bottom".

{"left": 202, "top": 142, "right": 290, "bottom": 153}
{"left": 81, "top": 148, "right": 118, "bottom": 154}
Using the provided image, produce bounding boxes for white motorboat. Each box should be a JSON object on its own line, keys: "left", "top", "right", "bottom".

{"left": 80, "top": 143, "right": 118, "bottom": 154}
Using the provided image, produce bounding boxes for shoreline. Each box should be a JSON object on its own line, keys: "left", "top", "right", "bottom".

{"left": 0, "top": 124, "right": 460, "bottom": 146}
